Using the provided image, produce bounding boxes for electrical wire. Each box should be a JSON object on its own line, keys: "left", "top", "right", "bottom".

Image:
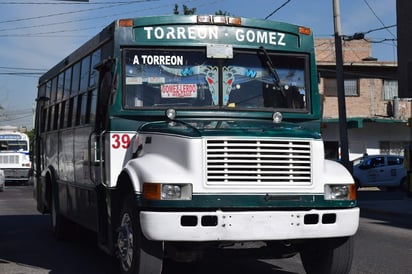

{"left": 0, "top": 0, "right": 221, "bottom": 37}
{"left": 264, "top": 0, "right": 292, "bottom": 20}
{"left": 0, "top": 0, "right": 158, "bottom": 24}
{"left": 0, "top": 1, "right": 144, "bottom": 4}
{"left": 363, "top": 0, "right": 396, "bottom": 39}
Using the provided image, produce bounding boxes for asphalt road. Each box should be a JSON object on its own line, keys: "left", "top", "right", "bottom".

{"left": 0, "top": 186, "right": 411, "bottom": 274}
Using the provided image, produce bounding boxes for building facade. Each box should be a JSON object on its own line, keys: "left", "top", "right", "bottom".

{"left": 316, "top": 38, "right": 410, "bottom": 160}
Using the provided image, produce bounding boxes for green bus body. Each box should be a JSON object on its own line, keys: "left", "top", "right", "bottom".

{"left": 33, "top": 15, "right": 358, "bottom": 274}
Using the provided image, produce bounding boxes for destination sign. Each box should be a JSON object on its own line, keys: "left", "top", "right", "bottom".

{"left": 0, "top": 135, "right": 22, "bottom": 140}
{"left": 135, "top": 25, "right": 298, "bottom": 48}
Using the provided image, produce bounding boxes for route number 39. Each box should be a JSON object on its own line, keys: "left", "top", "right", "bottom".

{"left": 112, "top": 134, "right": 131, "bottom": 149}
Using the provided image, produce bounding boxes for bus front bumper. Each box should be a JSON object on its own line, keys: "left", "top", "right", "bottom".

{"left": 140, "top": 208, "right": 359, "bottom": 241}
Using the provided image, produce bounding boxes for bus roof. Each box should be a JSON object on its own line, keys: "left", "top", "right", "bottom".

{"left": 39, "top": 15, "right": 313, "bottom": 86}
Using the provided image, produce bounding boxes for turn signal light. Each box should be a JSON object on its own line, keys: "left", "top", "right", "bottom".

{"left": 119, "top": 19, "right": 133, "bottom": 27}
{"left": 299, "top": 26, "right": 311, "bottom": 35}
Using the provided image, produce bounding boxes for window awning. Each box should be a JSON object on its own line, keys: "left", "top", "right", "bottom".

{"left": 322, "top": 117, "right": 408, "bottom": 129}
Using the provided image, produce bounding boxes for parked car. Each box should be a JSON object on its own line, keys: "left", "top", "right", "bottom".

{"left": 352, "top": 154, "right": 407, "bottom": 190}
{"left": 0, "top": 169, "right": 4, "bottom": 192}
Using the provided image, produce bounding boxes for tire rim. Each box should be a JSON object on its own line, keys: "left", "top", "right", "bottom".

{"left": 117, "top": 212, "right": 134, "bottom": 272}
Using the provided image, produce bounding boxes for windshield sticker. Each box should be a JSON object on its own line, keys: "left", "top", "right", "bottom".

{"left": 147, "top": 77, "right": 165, "bottom": 84}
{"left": 125, "top": 77, "right": 143, "bottom": 85}
{"left": 161, "top": 65, "right": 265, "bottom": 105}
{"left": 161, "top": 84, "right": 198, "bottom": 98}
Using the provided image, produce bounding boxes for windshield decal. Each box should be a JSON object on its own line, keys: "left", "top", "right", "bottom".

{"left": 161, "top": 84, "right": 198, "bottom": 98}
{"left": 161, "top": 65, "right": 266, "bottom": 105}
{"left": 161, "top": 65, "right": 220, "bottom": 105}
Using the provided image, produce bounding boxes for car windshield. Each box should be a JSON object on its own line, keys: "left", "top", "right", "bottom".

{"left": 123, "top": 48, "right": 309, "bottom": 111}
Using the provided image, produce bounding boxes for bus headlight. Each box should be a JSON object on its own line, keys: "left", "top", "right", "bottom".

{"left": 143, "top": 183, "right": 192, "bottom": 200}
{"left": 324, "top": 184, "right": 356, "bottom": 200}
{"left": 162, "top": 184, "right": 182, "bottom": 200}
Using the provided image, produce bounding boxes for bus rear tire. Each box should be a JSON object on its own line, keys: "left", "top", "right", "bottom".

{"left": 300, "top": 236, "right": 354, "bottom": 274}
{"left": 117, "top": 195, "right": 163, "bottom": 274}
{"left": 50, "top": 184, "right": 72, "bottom": 240}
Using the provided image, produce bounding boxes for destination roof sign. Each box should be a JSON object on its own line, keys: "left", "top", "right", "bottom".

{"left": 134, "top": 25, "right": 299, "bottom": 48}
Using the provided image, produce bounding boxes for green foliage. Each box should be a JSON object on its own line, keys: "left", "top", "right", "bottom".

{"left": 26, "top": 129, "right": 34, "bottom": 144}
{"left": 215, "top": 10, "right": 231, "bottom": 16}
{"left": 173, "top": 4, "right": 196, "bottom": 15}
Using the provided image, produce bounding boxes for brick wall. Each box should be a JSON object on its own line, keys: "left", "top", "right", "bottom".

{"left": 316, "top": 38, "right": 411, "bottom": 120}
{"left": 315, "top": 38, "right": 371, "bottom": 63}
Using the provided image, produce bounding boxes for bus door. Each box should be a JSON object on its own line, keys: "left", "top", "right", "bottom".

{"left": 90, "top": 58, "right": 116, "bottom": 185}
{"left": 90, "top": 58, "right": 117, "bottom": 247}
{"left": 34, "top": 96, "right": 49, "bottom": 212}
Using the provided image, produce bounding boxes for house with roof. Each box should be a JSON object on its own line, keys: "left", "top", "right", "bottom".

{"left": 315, "top": 38, "right": 410, "bottom": 160}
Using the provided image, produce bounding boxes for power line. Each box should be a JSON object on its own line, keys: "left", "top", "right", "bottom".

{"left": 0, "top": 24, "right": 105, "bottom": 37}
{"left": 0, "top": 1, "right": 148, "bottom": 4}
{"left": 0, "top": 114, "right": 32, "bottom": 123}
{"left": 0, "top": 66, "right": 46, "bottom": 71}
{"left": 363, "top": 0, "right": 396, "bottom": 39}
{"left": 364, "top": 24, "right": 396, "bottom": 35}
{"left": 0, "top": 0, "right": 158, "bottom": 24}
{"left": 0, "top": 0, "right": 167, "bottom": 33}
{"left": 0, "top": 72, "right": 44, "bottom": 75}
{"left": 0, "top": 0, "right": 209, "bottom": 37}
{"left": 265, "top": 0, "right": 292, "bottom": 20}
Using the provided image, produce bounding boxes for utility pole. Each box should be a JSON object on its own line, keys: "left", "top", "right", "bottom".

{"left": 333, "top": 0, "right": 350, "bottom": 171}
{"left": 396, "top": 0, "right": 412, "bottom": 196}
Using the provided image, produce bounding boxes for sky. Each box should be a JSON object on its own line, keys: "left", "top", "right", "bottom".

{"left": 0, "top": 0, "right": 397, "bottom": 130}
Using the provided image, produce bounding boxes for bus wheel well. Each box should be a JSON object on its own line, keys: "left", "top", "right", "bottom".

{"left": 112, "top": 172, "right": 135, "bottom": 229}
{"left": 45, "top": 169, "right": 56, "bottom": 212}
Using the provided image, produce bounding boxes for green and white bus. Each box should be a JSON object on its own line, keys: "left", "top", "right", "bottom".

{"left": 33, "top": 15, "right": 359, "bottom": 274}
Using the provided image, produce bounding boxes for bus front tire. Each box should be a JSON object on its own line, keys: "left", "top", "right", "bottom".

{"left": 300, "top": 236, "right": 354, "bottom": 274}
{"left": 117, "top": 196, "right": 163, "bottom": 274}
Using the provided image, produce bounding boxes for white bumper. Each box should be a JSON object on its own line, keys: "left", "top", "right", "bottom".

{"left": 140, "top": 208, "right": 359, "bottom": 241}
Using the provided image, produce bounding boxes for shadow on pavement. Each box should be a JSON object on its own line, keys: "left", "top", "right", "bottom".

{"left": 357, "top": 188, "right": 412, "bottom": 229}
{"left": 0, "top": 214, "right": 118, "bottom": 274}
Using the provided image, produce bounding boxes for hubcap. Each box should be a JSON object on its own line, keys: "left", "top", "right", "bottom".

{"left": 117, "top": 212, "right": 134, "bottom": 272}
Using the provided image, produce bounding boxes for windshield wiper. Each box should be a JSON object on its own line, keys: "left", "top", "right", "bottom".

{"left": 258, "top": 46, "right": 281, "bottom": 89}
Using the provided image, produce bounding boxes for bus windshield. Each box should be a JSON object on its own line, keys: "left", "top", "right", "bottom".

{"left": 123, "top": 48, "right": 309, "bottom": 111}
{"left": 0, "top": 140, "right": 28, "bottom": 152}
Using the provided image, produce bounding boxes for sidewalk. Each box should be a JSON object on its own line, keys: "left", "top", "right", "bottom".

{"left": 357, "top": 187, "right": 412, "bottom": 218}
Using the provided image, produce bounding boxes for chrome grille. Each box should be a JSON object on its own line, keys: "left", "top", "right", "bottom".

{"left": 206, "top": 139, "right": 312, "bottom": 185}
{"left": 0, "top": 155, "right": 19, "bottom": 164}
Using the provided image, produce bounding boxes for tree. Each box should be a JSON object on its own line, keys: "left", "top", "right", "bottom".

{"left": 173, "top": 4, "right": 196, "bottom": 15}
{"left": 215, "top": 10, "right": 231, "bottom": 16}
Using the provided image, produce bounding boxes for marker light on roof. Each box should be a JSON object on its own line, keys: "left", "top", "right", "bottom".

{"left": 212, "top": 16, "right": 227, "bottom": 24}
{"left": 197, "top": 15, "right": 211, "bottom": 23}
{"left": 299, "top": 26, "right": 311, "bottom": 35}
{"left": 228, "top": 17, "right": 241, "bottom": 25}
{"left": 197, "top": 15, "right": 241, "bottom": 26}
{"left": 119, "top": 19, "right": 133, "bottom": 27}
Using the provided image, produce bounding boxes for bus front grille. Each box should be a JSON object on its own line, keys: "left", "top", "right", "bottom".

{"left": 206, "top": 139, "right": 312, "bottom": 186}
{"left": 0, "top": 155, "right": 19, "bottom": 164}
